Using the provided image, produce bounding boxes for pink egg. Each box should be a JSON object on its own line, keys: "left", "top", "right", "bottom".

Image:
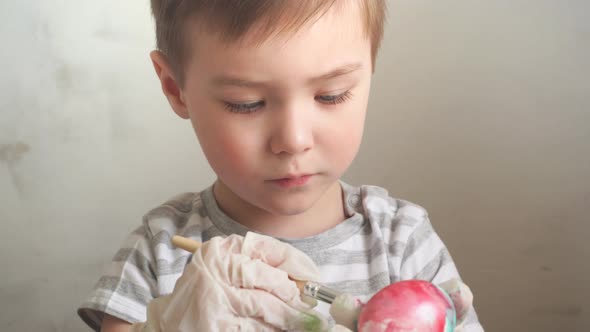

{"left": 357, "top": 280, "right": 456, "bottom": 332}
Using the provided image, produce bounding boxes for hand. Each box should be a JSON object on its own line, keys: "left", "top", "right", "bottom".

{"left": 437, "top": 279, "right": 474, "bottom": 332}
{"left": 328, "top": 293, "right": 362, "bottom": 332}
{"left": 131, "top": 232, "right": 326, "bottom": 331}
{"left": 328, "top": 279, "right": 474, "bottom": 332}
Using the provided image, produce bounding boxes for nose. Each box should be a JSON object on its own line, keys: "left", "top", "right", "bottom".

{"left": 269, "top": 107, "right": 314, "bottom": 155}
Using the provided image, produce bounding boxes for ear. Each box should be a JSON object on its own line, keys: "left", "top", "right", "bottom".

{"left": 150, "top": 50, "right": 189, "bottom": 119}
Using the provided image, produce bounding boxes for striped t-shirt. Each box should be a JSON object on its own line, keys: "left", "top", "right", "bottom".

{"left": 78, "top": 182, "right": 483, "bottom": 331}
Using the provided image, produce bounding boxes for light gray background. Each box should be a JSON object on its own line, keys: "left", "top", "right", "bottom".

{"left": 1, "top": 1, "right": 588, "bottom": 331}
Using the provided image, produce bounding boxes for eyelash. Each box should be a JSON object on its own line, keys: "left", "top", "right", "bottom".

{"left": 224, "top": 90, "right": 353, "bottom": 114}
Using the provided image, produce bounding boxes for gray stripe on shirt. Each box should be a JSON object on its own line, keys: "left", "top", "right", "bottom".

{"left": 412, "top": 248, "right": 453, "bottom": 281}
{"left": 113, "top": 248, "right": 156, "bottom": 279}
{"left": 323, "top": 271, "right": 391, "bottom": 296}
{"left": 95, "top": 276, "right": 153, "bottom": 306}
{"left": 401, "top": 218, "right": 433, "bottom": 264}
{"left": 309, "top": 240, "right": 404, "bottom": 266}
{"left": 156, "top": 255, "right": 192, "bottom": 275}
{"left": 309, "top": 244, "right": 382, "bottom": 265}
{"left": 131, "top": 226, "right": 148, "bottom": 237}
{"left": 388, "top": 240, "right": 405, "bottom": 257}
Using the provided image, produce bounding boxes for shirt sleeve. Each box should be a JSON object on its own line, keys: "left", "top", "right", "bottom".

{"left": 78, "top": 226, "right": 158, "bottom": 331}
{"left": 399, "top": 216, "right": 485, "bottom": 331}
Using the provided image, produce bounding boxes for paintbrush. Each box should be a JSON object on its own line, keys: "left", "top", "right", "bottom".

{"left": 171, "top": 235, "right": 341, "bottom": 304}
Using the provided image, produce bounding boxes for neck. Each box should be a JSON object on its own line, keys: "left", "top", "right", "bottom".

{"left": 213, "top": 180, "right": 346, "bottom": 239}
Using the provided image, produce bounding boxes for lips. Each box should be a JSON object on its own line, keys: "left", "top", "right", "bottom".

{"left": 271, "top": 174, "right": 313, "bottom": 188}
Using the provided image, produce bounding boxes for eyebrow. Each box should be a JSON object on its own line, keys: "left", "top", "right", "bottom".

{"left": 210, "top": 62, "right": 363, "bottom": 88}
{"left": 310, "top": 63, "right": 363, "bottom": 83}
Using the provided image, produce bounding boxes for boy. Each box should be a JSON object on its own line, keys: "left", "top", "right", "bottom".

{"left": 79, "top": 0, "right": 483, "bottom": 331}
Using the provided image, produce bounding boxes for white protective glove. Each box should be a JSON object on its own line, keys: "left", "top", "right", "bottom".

{"left": 131, "top": 232, "right": 329, "bottom": 332}
{"left": 437, "top": 279, "right": 474, "bottom": 332}
{"left": 328, "top": 279, "right": 475, "bottom": 332}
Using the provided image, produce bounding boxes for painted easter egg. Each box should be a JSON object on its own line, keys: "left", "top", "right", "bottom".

{"left": 357, "top": 280, "right": 456, "bottom": 332}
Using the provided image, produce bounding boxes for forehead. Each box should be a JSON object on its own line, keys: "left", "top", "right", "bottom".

{"left": 183, "top": 3, "right": 371, "bottom": 86}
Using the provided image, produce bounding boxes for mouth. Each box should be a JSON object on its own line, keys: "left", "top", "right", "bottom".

{"left": 270, "top": 174, "right": 314, "bottom": 188}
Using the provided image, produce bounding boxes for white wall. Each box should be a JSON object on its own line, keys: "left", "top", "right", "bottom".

{"left": 1, "top": 1, "right": 588, "bottom": 331}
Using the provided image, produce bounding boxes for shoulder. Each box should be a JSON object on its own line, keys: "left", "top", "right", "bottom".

{"left": 77, "top": 192, "right": 209, "bottom": 330}
{"left": 343, "top": 182, "right": 430, "bottom": 235}
{"left": 344, "top": 183, "right": 458, "bottom": 282}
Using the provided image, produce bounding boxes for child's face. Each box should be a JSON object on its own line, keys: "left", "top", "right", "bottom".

{"left": 164, "top": 5, "right": 372, "bottom": 217}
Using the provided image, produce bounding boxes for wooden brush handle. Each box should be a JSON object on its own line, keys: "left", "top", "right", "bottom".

{"left": 172, "top": 235, "right": 202, "bottom": 252}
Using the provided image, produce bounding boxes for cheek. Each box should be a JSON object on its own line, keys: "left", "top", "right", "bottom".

{"left": 184, "top": 86, "right": 264, "bottom": 179}
{"left": 320, "top": 114, "right": 365, "bottom": 174}
{"left": 325, "top": 97, "right": 368, "bottom": 167}
{"left": 194, "top": 117, "right": 262, "bottom": 178}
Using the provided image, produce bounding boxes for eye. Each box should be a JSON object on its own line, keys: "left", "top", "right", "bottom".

{"left": 315, "top": 91, "right": 353, "bottom": 105}
{"left": 224, "top": 100, "right": 265, "bottom": 114}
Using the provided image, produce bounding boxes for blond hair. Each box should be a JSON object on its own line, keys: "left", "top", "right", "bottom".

{"left": 151, "top": 0, "right": 387, "bottom": 85}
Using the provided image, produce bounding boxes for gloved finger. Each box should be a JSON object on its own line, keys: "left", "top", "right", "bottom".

{"left": 330, "top": 325, "right": 355, "bottom": 332}
{"left": 224, "top": 286, "right": 327, "bottom": 330}
{"left": 241, "top": 232, "right": 321, "bottom": 281}
{"left": 216, "top": 316, "right": 279, "bottom": 332}
{"left": 329, "top": 293, "right": 363, "bottom": 330}
{"left": 437, "top": 279, "right": 473, "bottom": 324}
{"left": 286, "top": 309, "right": 332, "bottom": 332}
{"left": 200, "top": 234, "right": 244, "bottom": 256}
{"left": 225, "top": 253, "right": 311, "bottom": 310}
{"left": 198, "top": 234, "right": 297, "bottom": 300}
{"left": 157, "top": 271, "right": 286, "bottom": 331}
